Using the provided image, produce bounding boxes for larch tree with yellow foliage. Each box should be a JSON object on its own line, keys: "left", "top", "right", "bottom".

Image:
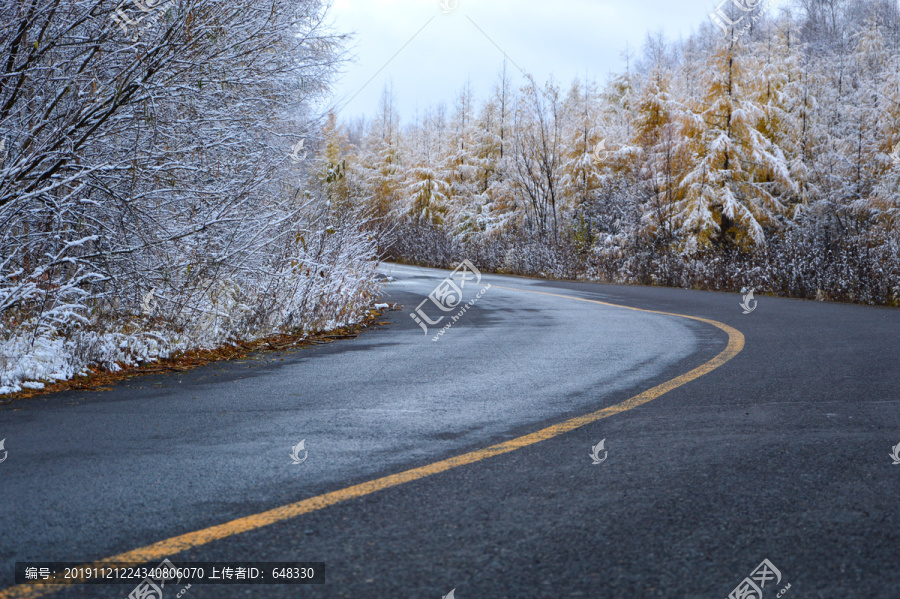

{"left": 677, "top": 34, "right": 798, "bottom": 251}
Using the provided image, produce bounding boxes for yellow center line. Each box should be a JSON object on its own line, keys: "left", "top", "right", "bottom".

{"left": 1, "top": 285, "right": 744, "bottom": 599}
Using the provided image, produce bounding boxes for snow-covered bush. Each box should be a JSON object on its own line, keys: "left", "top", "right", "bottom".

{"left": 0, "top": 0, "right": 382, "bottom": 394}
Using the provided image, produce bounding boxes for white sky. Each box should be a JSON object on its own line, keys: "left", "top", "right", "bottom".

{"left": 325, "top": 0, "right": 790, "bottom": 122}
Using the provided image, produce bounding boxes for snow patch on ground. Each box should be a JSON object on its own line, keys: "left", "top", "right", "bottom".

{"left": 1, "top": 276, "right": 382, "bottom": 396}
{"left": 0, "top": 327, "right": 187, "bottom": 395}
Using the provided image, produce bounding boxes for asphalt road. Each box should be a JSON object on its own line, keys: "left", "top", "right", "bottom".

{"left": 1, "top": 263, "right": 898, "bottom": 598}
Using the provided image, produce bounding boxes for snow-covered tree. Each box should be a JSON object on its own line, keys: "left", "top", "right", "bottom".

{"left": 676, "top": 34, "right": 798, "bottom": 249}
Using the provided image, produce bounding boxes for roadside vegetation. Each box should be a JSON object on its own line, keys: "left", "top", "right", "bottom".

{"left": 329, "top": 0, "right": 900, "bottom": 306}
{"left": 0, "top": 0, "right": 381, "bottom": 394}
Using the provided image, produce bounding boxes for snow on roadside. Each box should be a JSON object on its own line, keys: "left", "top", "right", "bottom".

{"left": 0, "top": 327, "right": 187, "bottom": 395}
{"left": 1, "top": 274, "right": 383, "bottom": 396}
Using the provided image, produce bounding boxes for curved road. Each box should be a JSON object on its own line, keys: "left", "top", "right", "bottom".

{"left": 0, "top": 264, "right": 898, "bottom": 597}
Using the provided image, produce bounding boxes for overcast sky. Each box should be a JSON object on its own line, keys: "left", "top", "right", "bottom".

{"left": 324, "top": 0, "right": 790, "bottom": 123}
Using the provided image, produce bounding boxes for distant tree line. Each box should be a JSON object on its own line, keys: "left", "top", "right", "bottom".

{"left": 320, "top": 0, "right": 900, "bottom": 305}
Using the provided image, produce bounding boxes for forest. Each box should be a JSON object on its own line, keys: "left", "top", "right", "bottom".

{"left": 324, "top": 0, "right": 900, "bottom": 306}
